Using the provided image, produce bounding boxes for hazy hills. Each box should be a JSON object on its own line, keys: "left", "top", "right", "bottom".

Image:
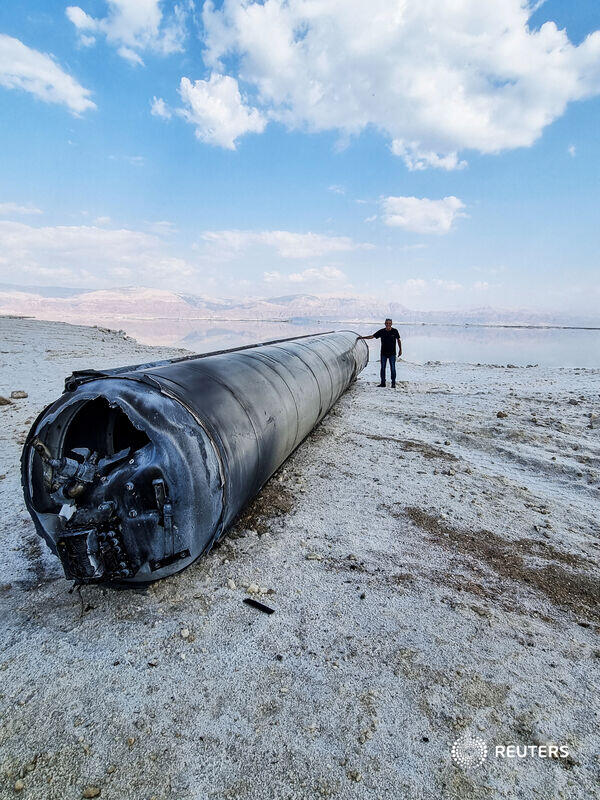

{"left": 0, "top": 284, "right": 597, "bottom": 328}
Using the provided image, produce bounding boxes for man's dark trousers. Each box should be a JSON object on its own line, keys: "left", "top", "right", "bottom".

{"left": 380, "top": 355, "right": 396, "bottom": 384}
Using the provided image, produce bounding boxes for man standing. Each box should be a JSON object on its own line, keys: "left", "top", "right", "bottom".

{"left": 360, "top": 319, "right": 402, "bottom": 388}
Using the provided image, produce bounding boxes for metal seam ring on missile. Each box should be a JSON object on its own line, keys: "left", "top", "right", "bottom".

{"left": 21, "top": 330, "right": 368, "bottom": 585}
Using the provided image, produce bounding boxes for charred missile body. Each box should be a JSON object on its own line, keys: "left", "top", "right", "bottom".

{"left": 22, "top": 331, "right": 368, "bottom": 585}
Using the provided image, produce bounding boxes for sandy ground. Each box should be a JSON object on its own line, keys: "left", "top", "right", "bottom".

{"left": 0, "top": 316, "right": 598, "bottom": 800}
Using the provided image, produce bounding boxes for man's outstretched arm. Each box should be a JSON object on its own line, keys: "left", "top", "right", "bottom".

{"left": 359, "top": 334, "right": 375, "bottom": 339}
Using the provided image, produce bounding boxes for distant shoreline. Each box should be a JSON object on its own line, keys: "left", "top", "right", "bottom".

{"left": 3, "top": 313, "right": 598, "bottom": 332}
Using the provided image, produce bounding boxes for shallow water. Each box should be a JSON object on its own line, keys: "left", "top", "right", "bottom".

{"left": 98, "top": 317, "right": 600, "bottom": 368}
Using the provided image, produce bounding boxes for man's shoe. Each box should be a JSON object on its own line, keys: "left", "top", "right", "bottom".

{"left": 391, "top": 382, "right": 396, "bottom": 388}
{"left": 377, "top": 382, "right": 386, "bottom": 387}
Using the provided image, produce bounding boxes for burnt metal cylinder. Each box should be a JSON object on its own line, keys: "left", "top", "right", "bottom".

{"left": 22, "top": 330, "right": 368, "bottom": 584}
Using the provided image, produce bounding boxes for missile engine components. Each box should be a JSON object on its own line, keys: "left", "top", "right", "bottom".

{"left": 21, "top": 331, "right": 368, "bottom": 585}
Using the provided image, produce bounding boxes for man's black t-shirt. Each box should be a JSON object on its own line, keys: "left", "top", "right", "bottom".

{"left": 374, "top": 327, "right": 400, "bottom": 356}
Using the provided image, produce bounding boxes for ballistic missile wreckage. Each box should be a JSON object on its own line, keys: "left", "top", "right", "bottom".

{"left": 21, "top": 331, "right": 368, "bottom": 585}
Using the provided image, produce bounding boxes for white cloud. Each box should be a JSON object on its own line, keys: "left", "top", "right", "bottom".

{"left": 263, "top": 265, "right": 350, "bottom": 293}
{"left": 568, "top": 144, "right": 576, "bottom": 157}
{"left": 144, "top": 219, "right": 177, "bottom": 234}
{"left": 109, "top": 154, "right": 146, "bottom": 166}
{"left": 94, "top": 216, "right": 112, "bottom": 225}
{"left": 200, "top": 229, "right": 369, "bottom": 258}
{"left": 177, "top": 74, "right": 266, "bottom": 149}
{"left": 151, "top": 95, "right": 172, "bottom": 118}
{"left": 383, "top": 276, "right": 499, "bottom": 308}
{"left": 117, "top": 45, "right": 145, "bottom": 66}
{"left": 66, "top": 0, "right": 189, "bottom": 64}
{"left": 0, "top": 34, "right": 95, "bottom": 114}
{"left": 0, "top": 202, "right": 42, "bottom": 216}
{"left": 265, "top": 265, "right": 347, "bottom": 284}
{"left": 262, "top": 271, "right": 281, "bottom": 282}
{"left": 433, "top": 278, "right": 462, "bottom": 291}
{"left": 65, "top": 6, "right": 96, "bottom": 39}
{"left": 289, "top": 266, "right": 346, "bottom": 283}
{"left": 0, "top": 219, "right": 194, "bottom": 286}
{"left": 382, "top": 196, "right": 466, "bottom": 234}
{"left": 202, "top": 0, "right": 600, "bottom": 169}
{"left": 390, "top": 141, "right": 467, "bottom": 172}
{"left": 328, "top": 185, "right": 345, "bottom": 195}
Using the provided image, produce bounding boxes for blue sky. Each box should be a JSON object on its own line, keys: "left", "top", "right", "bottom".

{"left": 0, "top": 0, "right": 599, "bottom": 313}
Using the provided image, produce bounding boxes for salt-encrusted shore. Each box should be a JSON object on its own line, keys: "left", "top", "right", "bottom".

{"left": 0, "top": 316, "right": 598, "bottom": 800}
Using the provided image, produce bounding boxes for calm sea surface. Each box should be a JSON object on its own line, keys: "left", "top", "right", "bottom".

{"left": 102, "top": 318, "right": 600, "bottom": 368}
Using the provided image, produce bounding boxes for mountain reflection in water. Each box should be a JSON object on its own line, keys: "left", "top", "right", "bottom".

{"left": 85, "top": 317, "right": 600, "bottom": 368}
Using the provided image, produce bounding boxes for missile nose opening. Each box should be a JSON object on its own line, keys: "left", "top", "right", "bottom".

{"left": 61, "top": 396, "right": 151, "bottom": 458}
{"left": 30, "top": 397, "right": 151, "bottom": 512}
{"left": 27, "top": 396, "right": 173, "bottom": 584}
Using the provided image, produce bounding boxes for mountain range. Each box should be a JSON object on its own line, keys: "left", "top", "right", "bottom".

{"left": 0, "top": 284, "right": 597, "bottom": 328}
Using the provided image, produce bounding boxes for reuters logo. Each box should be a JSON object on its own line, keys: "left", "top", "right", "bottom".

{"left": 451, "top": 735, "right": 488, "bottom": 769}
